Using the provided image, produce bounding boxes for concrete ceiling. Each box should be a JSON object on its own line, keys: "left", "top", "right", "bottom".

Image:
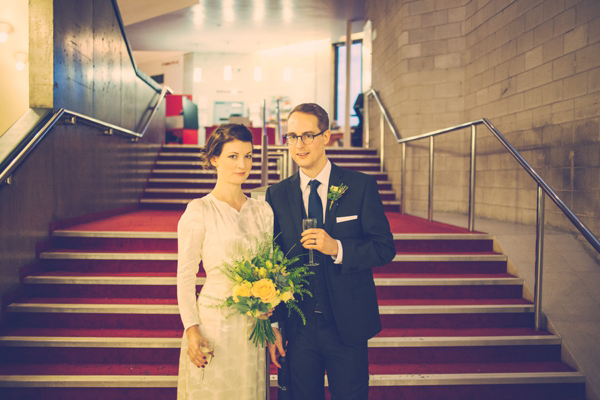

{"left": 117, "top": 0, "right": 366, "bottom": 54}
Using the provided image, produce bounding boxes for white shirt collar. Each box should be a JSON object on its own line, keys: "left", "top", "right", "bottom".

{"left": 299, "top": 159, "right": 331, "bottom": 192}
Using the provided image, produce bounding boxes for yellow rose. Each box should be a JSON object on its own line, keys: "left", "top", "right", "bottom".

{"left": 270, "top": 295, "right": 281, "bottom": 308}
{"left": 280, "top": 291, "right": 294, "bottom": 302}
{"left": 330, "top": 185, "right": 339, "bottom": 192}
{"left": 251, "top": 279, "right": 279, "bottom": 304}
{"left": 233, "top": 284, "right": 252, "bottom": 302}
{"left": 266, "top": 260, "right": 273, "bottom": 269}
{"left": 258, "top": 267, "right": 267, "bottom": 278}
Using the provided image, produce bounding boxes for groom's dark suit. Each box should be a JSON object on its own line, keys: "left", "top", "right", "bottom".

{"left": 266, "top": 161, "right": 395, "bottom": 399}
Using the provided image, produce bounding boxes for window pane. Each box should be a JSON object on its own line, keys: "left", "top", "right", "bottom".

{"left": 335, "top": 41, "right": 362, "bottom": 128}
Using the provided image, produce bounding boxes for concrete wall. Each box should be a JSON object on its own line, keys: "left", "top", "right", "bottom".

{"left": 367, "top": 0, "right": 599, "bottom": 241}
{"left": 0, "top": 0, "right": 165, "bottom": 313}
{"left": 0, "top": 0, "right": 29, "bottom": 136}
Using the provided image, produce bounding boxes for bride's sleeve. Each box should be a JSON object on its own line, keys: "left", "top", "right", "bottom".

{"left": 177, "top": 202, "right": 204, "bottom": 332}
{"left": 263, "top": 201, "right": 274, "bottom": 237}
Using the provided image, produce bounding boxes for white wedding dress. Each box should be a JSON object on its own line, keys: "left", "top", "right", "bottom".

{"left": 177, "top": 193, "right": 273, "bottom": 400}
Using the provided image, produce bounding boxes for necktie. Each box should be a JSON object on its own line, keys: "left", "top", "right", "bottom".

{"left": 308, "top": 180, "right": 323, "bottom": 228}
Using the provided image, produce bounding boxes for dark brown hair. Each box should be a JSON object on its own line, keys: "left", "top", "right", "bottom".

{"left": 202, "top": 124, "right": 253, "bottom": 169}
{"left": 287, "top": 103, "right": 329, "bottom": 133}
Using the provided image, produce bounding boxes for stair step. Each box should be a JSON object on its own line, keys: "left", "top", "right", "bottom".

{"left": 149, "top": 171, "right": 281, "bottom": 180}
{"left": 50, "top": 230, "right": 495, "bottom": 253}
{"left": 0, "top": 369, "right": 582, "bottom": 384}
{"left": 0, "top": 334, "right": 563, "bottom": 365}
{"left": 0, "top": 334, "right": 561, "bottom": 348}
{"left": 7, "top": 302, "right": 533, "bottom": 314}
{"left": 23, "top": 273, "right": 524, "bottom": 299}
{"left": 146, "top": 177, "right": 393, "bottom": 189}
{"left": 39, "top": 251, "right": 505, "bottom": 262}
{"left": 24, "top": 274, "right": 521, "bottom": 286}
{"left": 138, "top": 198, "right": 401, "bottom": 211}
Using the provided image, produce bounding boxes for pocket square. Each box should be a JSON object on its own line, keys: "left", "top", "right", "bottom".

{"left": 336, "top": 215, "right": 358, "bottom": 223}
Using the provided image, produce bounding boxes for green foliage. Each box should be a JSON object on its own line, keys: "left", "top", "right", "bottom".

{"left": 210, "top": 233, "right": 313, "bottom": 347}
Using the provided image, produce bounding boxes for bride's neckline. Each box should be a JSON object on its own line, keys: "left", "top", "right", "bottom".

{"left": 207, "top": 192, "right": 249, "bottom": 213}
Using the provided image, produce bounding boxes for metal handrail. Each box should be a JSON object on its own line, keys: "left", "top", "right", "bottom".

{"left": 363, "top": 88, "right": 400, "bottom": 171}
{"left": 0, "top": 86, "right": 171, "bottom": 188}
{"left": 364, "top": 89, "right": 600, "bottom": 330}
{"left": 110, "top": 0, "right": 162, "bottom": 93}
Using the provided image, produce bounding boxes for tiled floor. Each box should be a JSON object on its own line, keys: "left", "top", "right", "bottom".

{"left": 428, "top": 212, "right": 600, "bottom": 400}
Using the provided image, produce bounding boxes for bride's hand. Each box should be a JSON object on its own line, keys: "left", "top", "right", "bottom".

{"left": 186, "top": 325, "right": 212, "bottom": 368}
{"left": 257, "top": 307, "right": 275, "bottom": 320}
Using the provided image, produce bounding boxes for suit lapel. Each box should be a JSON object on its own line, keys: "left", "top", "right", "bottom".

{"left": 286, "top": 172, "right": 303, "bottom": 242}
{"left": 324, "top": 163, "right": 345, "bottom": 234}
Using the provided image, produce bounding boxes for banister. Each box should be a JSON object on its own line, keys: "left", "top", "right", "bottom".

{"left": 364, "top": 89, "right": 599, "bottom": 254}
{"left": 365, "top": 88, "right": 599, "bottom": 331}
{"left": 0, "top": 85, "right": 171, "bottom": 188}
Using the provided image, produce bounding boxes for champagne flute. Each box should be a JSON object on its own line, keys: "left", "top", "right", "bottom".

{"left": 200, "top": 341, "right": 214, "bottom": 382}
{"left": 302, "top": 218, "right": 319, "bottom": 266}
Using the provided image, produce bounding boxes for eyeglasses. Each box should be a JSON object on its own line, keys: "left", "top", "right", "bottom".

{"left": 283, "top": 130, "right": 326, "bottom": 145}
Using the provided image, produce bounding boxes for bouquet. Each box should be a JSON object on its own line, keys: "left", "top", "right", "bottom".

{"left": 219, "top": 234, "right": 312, "bottom": 347}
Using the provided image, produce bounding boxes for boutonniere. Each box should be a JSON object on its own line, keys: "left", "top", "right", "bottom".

{"left": 327, "top": 183, "right": 348, "bottom": 210}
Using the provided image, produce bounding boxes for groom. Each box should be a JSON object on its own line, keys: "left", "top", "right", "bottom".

{"left": 266, "top": 103, "right": 395, "bottom": 400}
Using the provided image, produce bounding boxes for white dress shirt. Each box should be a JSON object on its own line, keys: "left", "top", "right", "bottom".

{"left": 298, "top": 159, "right": 344, "bottom": 264}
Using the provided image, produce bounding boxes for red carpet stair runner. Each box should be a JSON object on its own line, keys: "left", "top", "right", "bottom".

{"left": 0, "top": 145, "right": 585, "bottom": 399}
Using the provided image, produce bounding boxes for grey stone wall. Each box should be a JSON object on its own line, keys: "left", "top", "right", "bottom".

{"left": 367, "top": 0, "right": 599, "bottom": 240}
{"left": 0, "top": 0, "right": 165, "bottom": 313}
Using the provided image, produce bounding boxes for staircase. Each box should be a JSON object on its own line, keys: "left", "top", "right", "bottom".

{"left": 140, "top": 145, "right": 400, "bottom": 212}
{"left": 0, "top": 145, "right": 585, "bottom": 399}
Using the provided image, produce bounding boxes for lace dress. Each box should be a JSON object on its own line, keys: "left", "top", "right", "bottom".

{"left": 177, "top": 193, "right": 274, "bottom": 400}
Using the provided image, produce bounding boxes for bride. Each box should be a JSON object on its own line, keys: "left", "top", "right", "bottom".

{"left": 177, "top": 124, "right": 273, "bottom": 399}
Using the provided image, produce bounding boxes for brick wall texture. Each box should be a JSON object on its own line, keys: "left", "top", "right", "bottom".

{"left": 366, "top": 0, "right": 600, "bottom": 240}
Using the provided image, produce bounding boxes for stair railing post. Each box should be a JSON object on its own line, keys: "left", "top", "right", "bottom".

{"left": 261, "top": 99, "right": 268, "bottom": 187}
{"left": 401, "top": 142, "right": 406, "bottom": 214}
{"left": 364, "top": 93, "right": 370, "bottom": 148}
{"left": 468, "top": 124, "right": 477, "bottom": 231}
{"left": 534, "top": 185, "right": 546, "bottom": 331}
{"left": 276, "top": 97, "right": 282, "bottom": 146}
{"left": 428, "top": 136, "right": 434, "bottom": 221}
{"left": 380, "top": 112, "right": 385, "bottom": 172}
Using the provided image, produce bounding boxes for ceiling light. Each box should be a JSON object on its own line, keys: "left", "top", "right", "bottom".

{"left": 224, "top": 65, "right": 233, "bottom": 81}
{"left": 15, "top": 53, "right": 27, "bottom": 71}
{"left": 283, "top": 67, "right": 292, "bottom": 82}
{"left": 0, "top": 22, "right": 13, "bottom": 43}
{"left": 282, "top": 0, "right": 293, "bottom": 23}
{"left": 254, "top": 66, "right": 262, "bottom": 82}
{"left": 192, "top": 4, "right": 204, "bottom": 25}
{"left": 194, "top": 67, "right": 202, "bottom": 82}
{"left": 223, "top": 0, "right": 235, "bottom": 23}
{"left": 253, "top": 0, "right": 265, "bottom": 22}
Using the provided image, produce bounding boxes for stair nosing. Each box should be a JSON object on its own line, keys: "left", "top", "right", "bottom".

{"left": 0, "top": 335, "right": 560, "bottom": 348}
{"left": 38, "top": 251, "right": 506, "bottom": 262}
{"left": 24, "top": 275, "right": 522, "bottom": 287}
{"left": 393, "top": 254, "right": 507, "bottom": 262}
{"left": 0, "top": 371, "right": 585, "bottom": 388}
{"left": 6, "top": 303, "right": 534, "bottom": 315}
{"left": 39, "top": 252, "right": 177, "bottom": 260}
{"left": 147, "top": 178, "right": 393, "bottom": 185}
{"left": 52, "top": 230, "right": 177, "bottom": 239}
{"left": 393, "top": 233, "right": 493, "bottom": 240}
{"left": 51, "top": 231, "right": 491, "bottom": 240}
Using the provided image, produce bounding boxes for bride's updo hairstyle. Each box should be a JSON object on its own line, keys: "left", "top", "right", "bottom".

{"left": 201, "top": 124, "right": 254, "bottom": 169}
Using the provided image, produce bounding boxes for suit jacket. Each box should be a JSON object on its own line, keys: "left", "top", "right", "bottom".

{"left": 265, "top": 162, "right": 396, "bottom": 346}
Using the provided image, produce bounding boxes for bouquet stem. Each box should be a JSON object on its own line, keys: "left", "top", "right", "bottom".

{"left": 249, "top": 319, "right": 276, "bottom": 347}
